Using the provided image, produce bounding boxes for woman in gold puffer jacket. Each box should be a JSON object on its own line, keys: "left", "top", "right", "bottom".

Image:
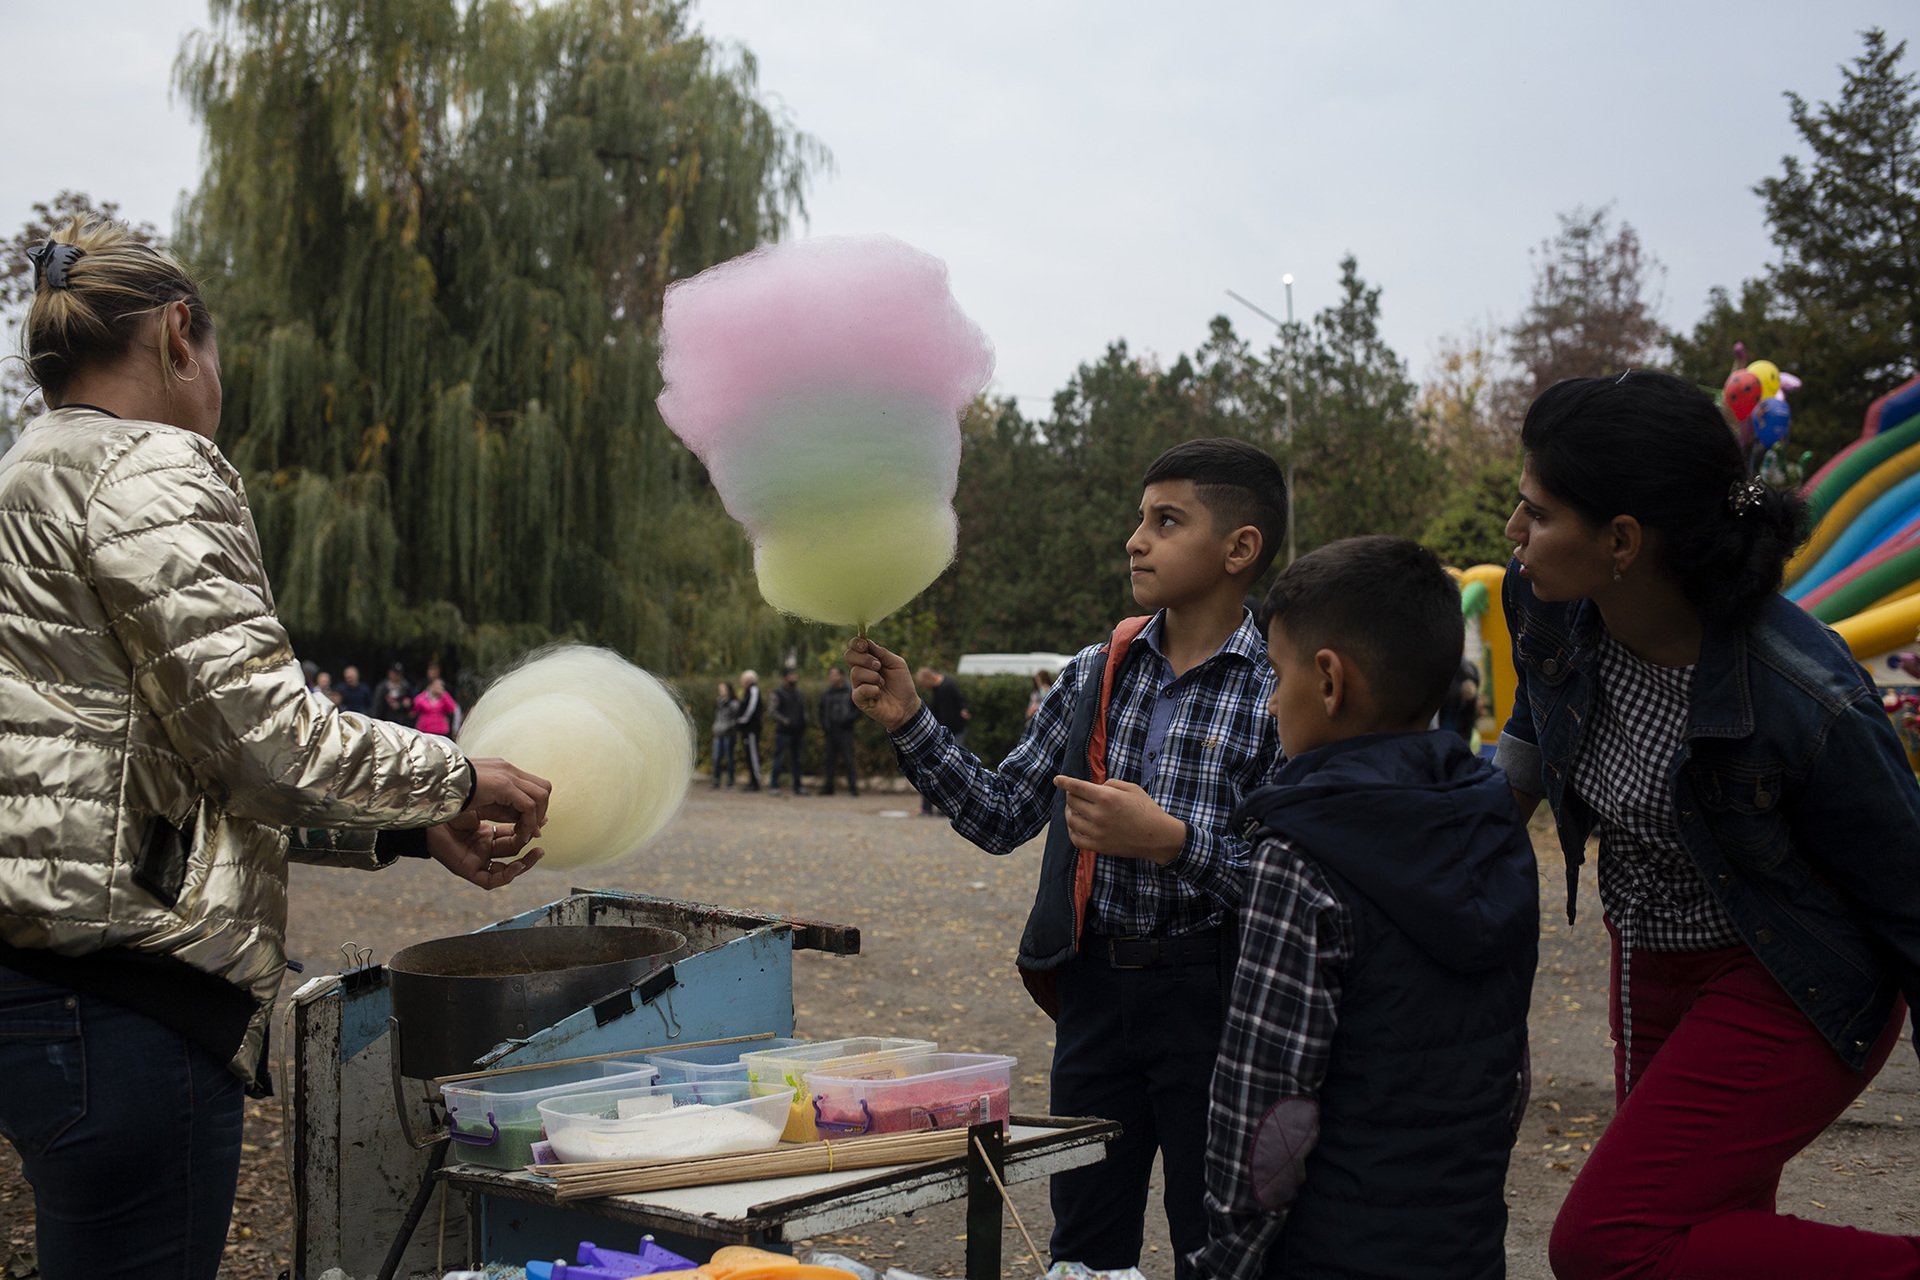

{"left": 0, "top": 218, "right": 553, "bottom": 1280}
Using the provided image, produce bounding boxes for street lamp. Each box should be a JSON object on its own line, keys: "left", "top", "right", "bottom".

{"left": 1225, "top": 277, "right": 1298, "bottom": 566}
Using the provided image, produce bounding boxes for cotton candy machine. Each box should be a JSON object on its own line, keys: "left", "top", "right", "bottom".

{"left": 387, "top": 924, "right": 689, "bottom": 1081}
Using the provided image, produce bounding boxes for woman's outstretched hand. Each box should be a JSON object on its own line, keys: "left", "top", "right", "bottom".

{"left": 427, "top": 812, "right": 544, "bottom": 889}
{"left": 463, "top": 757, "right": 552, "bottom": 847}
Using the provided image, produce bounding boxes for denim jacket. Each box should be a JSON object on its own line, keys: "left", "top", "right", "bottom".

{"left": 1496, "top": 563, "right": 1920, "bottom": 1070}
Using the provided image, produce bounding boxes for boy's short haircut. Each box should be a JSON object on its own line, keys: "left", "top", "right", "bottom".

{"left": 1141, "top": 438, "right": 1288, "bottom": 580}
{"left": 1260, "top": 535, "right": 1464, "bottom": 725}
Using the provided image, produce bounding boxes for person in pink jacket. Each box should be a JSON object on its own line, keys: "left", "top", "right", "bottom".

{"left": 412, "top": 677, "right": 462, "bottom": 736}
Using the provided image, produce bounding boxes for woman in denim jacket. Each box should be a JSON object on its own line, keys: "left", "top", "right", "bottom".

{"left": 1499, "top": 372, "right": 1920, "bottom": 1280}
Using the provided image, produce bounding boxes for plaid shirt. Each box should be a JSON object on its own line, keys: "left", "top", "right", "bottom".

{"left": 1194, "top": 836, "right": 1351, "bottom": 1279}
{"left": 892, "top": 610, "right": 1280, "bottom": 934}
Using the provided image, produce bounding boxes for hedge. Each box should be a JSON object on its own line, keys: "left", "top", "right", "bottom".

{"left": 667, "top": 674, "right": 1040, "bottom": 787}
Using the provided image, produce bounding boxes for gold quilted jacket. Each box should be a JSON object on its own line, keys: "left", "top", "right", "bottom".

{"left": 0, "top": 407, "right": 472, "bottom": 1079}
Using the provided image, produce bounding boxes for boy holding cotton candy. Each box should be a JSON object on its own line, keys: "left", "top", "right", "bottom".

{"left": 846, "top": 437, "right": 1285, "bottom": 1278}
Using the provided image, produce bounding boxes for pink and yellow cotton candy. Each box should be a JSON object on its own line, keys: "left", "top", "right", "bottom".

{"left": 656, "top": 235, "right": 994, "bottom": 627}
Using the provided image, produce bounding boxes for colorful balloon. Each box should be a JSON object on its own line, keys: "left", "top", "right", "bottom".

{"left": 1722, "top": 370, "right": 1763, "bottom": 423}
{"left": 1747, "top": 359, "right": 1782, "bottom": 401}
{"left": 1753, "top": 395, "right": 1791, "bottom": 449}
{"left": 1779, "top": 371, "right": 1802, "bottom": 394}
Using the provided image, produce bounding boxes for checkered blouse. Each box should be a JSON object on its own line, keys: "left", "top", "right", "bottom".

{"left": 1573, "top": 631, "right": 1744, "bottom": 1093}
{"left": 1572, "top": 632, "right": 1742, "bottom": 954}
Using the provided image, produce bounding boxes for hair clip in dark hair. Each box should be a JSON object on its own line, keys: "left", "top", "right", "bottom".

{"left": 1728, "top": 477, "right": 1767, "bottom": 516}
{"left": 27, "top": 241, "right": 84, "bottom": 291}
{"left": 1614, "top": 368, "right": 1635, "bottom": 385}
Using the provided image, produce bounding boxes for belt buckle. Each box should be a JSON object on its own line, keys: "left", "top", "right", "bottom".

{"left": 1107, "top": 935, "right": 1152, "bottom": 970}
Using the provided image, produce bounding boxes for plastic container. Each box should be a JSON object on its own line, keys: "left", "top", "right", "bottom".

{"left": 646, "top": 1038, "right": 808, "bottom": 1098}
{"left": 803, "top": 1052, "right": 1016, "bottom": 1137}
{"left": 442, "top": 1059, "right": 658, "bottom": 1169}
{"left": 740, "top": 1037, "right": 936, "bottom": 1142}
{"left": 537, "top": 1081, "right": 795, "bottom": 1163}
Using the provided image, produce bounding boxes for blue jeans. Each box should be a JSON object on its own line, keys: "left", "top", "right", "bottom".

{"left": 711, "top": 731, "right": 735, "bottom": 785}
{"left": 0, "top": 966, "right": 246, "bottom": 1280}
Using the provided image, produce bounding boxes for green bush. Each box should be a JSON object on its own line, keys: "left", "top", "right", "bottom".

{"left": 955, "top": 675, "right": 1041, "bottom": 767}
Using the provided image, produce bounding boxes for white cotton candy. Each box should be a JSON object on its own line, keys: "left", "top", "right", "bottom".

{"left": 457, "top": 645, "right": 692, "bottom": 870}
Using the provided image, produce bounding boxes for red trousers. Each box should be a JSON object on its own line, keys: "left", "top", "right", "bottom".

{"left": 1550, "top": 933, "right": 1917, "bottom": 1280}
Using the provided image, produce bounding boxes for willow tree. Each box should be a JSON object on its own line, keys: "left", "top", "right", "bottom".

{"left": 174, "top": 0, "right": 824, "bottom": 672}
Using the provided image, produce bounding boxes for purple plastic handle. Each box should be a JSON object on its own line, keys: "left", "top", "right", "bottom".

{"left": 812, "top": 1096, "right": 875, "bottom": 1136}
{"left": 447, "top": 1110, "right": 500, "bottom": 1147}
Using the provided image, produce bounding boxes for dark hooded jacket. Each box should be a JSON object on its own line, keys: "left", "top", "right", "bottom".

{"left": 1236, "top": 731, "right": 1537, "bottom": 1279}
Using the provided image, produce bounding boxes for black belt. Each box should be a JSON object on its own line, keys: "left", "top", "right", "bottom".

{"left": 1085, "top": 931, "right": 1220, "bottom": 969}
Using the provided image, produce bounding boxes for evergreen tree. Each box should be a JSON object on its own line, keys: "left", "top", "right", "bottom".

{"left": 1751, "top": 28, "right": 1919, "bottom": 459}
{"left": 1292, "top": 256, "right": 1433, "bottom": 551}
{"left": 173, "top": 0, "right": 824, "bottom": 672}
{"left": 929, "top": 323, "right": 1282, "bottom": 655}
{"left": 1669, "top": 279, "right": 1806, "bottom": 401}
{"left": 1421, "top": 460, "right": 1522, "bottom": 571}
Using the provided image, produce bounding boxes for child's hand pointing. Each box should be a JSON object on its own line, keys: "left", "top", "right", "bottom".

{"left": 1053, "top": 776, "right": 1187, "bottom": 865}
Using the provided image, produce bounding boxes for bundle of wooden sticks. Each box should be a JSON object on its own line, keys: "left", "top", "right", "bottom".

{"left": 531, "top": 1128, "right": 970, "bottom": 1201}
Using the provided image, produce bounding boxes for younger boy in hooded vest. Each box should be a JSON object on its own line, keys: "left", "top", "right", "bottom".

{"left": 1194, "top": 536, "right": 1537, "bottom": 1280}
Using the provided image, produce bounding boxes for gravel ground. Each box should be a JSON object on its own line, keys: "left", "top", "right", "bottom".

{"left": 3, "top": 782, "right": 1916, "bottom": 1278}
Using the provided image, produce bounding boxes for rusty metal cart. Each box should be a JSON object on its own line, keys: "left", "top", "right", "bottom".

{"left": 286, "top": 888, "right": 1113, "bottom": 1278}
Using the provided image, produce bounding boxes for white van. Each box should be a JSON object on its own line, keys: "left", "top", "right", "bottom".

{"left": 956, "top": 652, "right": 1074, "bottom": 678}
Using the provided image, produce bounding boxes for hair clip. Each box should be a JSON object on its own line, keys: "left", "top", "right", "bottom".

{"left": 1728, "top": 478, "right": 1767, "bottom": 516}
{"left": 1614, "top": 368, "right": 1635, "bottom": 385}
{"left": 27, "top": 241, "right": 84, "bottom": 291}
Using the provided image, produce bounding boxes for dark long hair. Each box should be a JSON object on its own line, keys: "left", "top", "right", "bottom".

{"left": 1521, "top": 372, "right": 1807, "bottom": 622}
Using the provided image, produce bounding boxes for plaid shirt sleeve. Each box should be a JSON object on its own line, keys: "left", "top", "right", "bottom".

{"left": 1159, "top": 718, "right": 1282, "bottom": 912}
{"left": 1193, "top": 835, "right": 1351, "bottom": 1280}
{"left": 890, "top": 647, "right": 1095, "bottom": 855}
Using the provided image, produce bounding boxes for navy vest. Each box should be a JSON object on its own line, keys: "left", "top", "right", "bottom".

{"left": 1274, "top": 859, "right": 1531, "bottom": 1278}
{"left": 1016, "top": 639, "right": 1112, "bottom": 975}
{"left": 1242, "top": 733, "right": 1536, "bottom": 1278}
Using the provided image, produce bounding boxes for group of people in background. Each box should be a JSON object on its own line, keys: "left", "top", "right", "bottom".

{"left": 302, "top": 658, "right": 461, "bottom": 737}
{"left": 708, "top": 662, "right": 975, "bottom": 808}
{"left": 710, "top": 665, "right": 866, "bottom": 796}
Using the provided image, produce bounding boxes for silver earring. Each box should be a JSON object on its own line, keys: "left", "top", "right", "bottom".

{"left": 1612, "top": 567, "right": 1623, "bottom": 583}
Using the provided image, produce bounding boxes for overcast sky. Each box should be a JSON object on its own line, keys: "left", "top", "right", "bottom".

{"left": 2, "top": 1, "right": 1910, "bottom": 409}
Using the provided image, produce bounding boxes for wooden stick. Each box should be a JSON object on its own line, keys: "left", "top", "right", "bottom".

{"left": 539, "top": 1130, "right": 969, "bottom": 1201}
{"left": 973, "top": 1132, "right": 1044, "bottom": 1266}
{"left": 535, "top": 1128, "right": 952, "bottom": 1176}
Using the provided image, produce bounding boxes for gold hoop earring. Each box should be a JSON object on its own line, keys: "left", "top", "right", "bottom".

{"left": 174, "top": 358, "right": 201, "bottom": 384}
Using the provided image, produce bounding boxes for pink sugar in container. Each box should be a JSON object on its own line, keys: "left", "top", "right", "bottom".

{"left": 803, "top": 1052, "right": 1016, "bottom": 1137}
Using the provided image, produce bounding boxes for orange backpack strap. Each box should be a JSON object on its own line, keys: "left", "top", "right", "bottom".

{"left": 1070, "top": 615, "right": 1154, "bottom": 945}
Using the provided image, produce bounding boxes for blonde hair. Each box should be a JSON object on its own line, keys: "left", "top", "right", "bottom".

{"left": 22, "top": 216, "right": 211, "bottom": 401}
